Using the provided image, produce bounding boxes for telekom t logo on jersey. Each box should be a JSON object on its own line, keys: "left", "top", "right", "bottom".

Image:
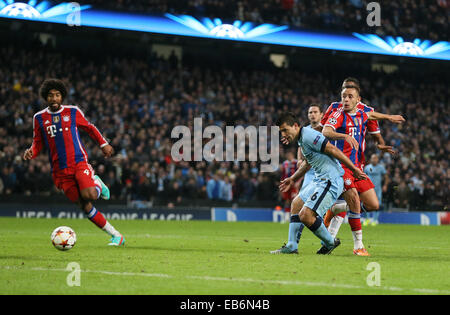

{"left": 348, "top": 127, "right": 358, "bottom": 138}
{"left": 47, "top": 125, "right": 57, "bottom": 138}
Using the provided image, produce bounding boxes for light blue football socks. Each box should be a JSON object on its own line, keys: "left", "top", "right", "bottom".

{"left": 307, "top": 216, "right": 335, "bottom": 249}
{"left": 286, "top": 214, "right": 305, "bottom": 250}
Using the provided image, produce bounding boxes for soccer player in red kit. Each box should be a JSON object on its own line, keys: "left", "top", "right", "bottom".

{"left": 321, "top": 78, "right": 395, "bottom": 170}
{"left": 23, "top": 79, "right": 125, "bottom": 246}
{"left": 320, "top": 84, "right": 404, "bottom": 255}
{"left": 318, "top": 78, "right": 396, "bottom": 255}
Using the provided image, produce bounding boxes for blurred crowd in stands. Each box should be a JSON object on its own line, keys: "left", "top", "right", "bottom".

{"left": 81, "top": 0, "right": 449, "bottom": 39}
{"left": 0, "top": 38, "right": 448, "bottom": 210}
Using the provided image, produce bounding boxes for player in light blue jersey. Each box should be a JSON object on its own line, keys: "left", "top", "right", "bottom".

{"left": 271, "top": 112, "right": 367, "bottom": 255}
{"left": 298, "top": 105, "right": 323, "bottom": 193}
{"left": 363, "top": 154, "right": 387, "bottom": 225}
{"left": 293, "top": 105, "right": 322, "bottom": 248}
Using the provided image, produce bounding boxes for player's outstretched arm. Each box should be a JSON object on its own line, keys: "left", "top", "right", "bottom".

{"left": 24, "top": 116, "right": 44, "bottom": 160}
{"left": 323, "top": 142, "right": 367, "bottom": 180}
{"left": 75, "top": 107, "right": 112, "bottom": 157}
{"left": 23, "top": 148, "right": 33, "bottom": 160}
{"left": 367, "top": 111, "right": 405, "bottom": 124}
{"left": 371, "top": 132, "right": 396, "bottom": 155}
{"left": 296, "top": 147, "right": 303, "bottom": 168}
{"left": 101, "top": 144, "right": 114, "bottom": 158}
{"left": 279, "top": 160, "right": 311, "bottom": 193}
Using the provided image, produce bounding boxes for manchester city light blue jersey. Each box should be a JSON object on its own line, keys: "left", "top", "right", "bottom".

{"left": 302, "top": 168, "right": 315, "bottom": 189}
{"left": 300, "top": 125, "right": 316, "bottom": 190}
{"left": 297, "top": 126, "right": 344, "bottom": 181}
{"left": 364, "top": 163, "right": 386, "bottom": 188}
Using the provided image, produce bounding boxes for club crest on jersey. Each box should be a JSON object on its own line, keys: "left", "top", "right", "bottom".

{"left": 345, "top": 178, "right": 352, "bottom": 186}
{"left": 313, "top": 135, "right": 321, "bottom": 145}
{"left": 53, "top": 116, "right": 60, "bottom": 124}
{"left": 63, "top": 115, "right": 70, "bottom": 122}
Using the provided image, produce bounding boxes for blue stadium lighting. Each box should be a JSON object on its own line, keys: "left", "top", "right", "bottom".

{"left": 35, "top": 1, "right": 51, "bottom": 13}
{"left": 0, "top": 1, "right": 90, "bottom": 19}
{"left": 0, "top": 4, "right": 448, "bottom": 60}
{"left": 353, "top": 33, "right": 450, "bottom": 57}
{"left": 41, "top": 2, "right": 90, "bottom": 18}
{"left": 165, "top": 13, "right": 289, "bottom": 40}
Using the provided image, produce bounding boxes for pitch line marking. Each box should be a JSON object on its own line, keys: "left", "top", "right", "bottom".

{"left": 2, "top": 266, "right": 450, "bottom": 294}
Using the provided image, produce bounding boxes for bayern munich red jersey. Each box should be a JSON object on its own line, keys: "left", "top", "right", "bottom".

{"left": 321, "top": 102, "right": 380, "bottom": 167}
{"left": 281, "top": 159, "right": 298, "bottom": 180}
{"left": 31, "top": 105, "right": 108, "bottom": 173}
{"left": 323, "top": 107, "right": 371, "bottom": 170}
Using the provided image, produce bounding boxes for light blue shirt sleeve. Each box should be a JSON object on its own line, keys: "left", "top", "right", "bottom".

{"left": 298, "top": 126, "right": 343, "bottom": 181}
{"left": 302, "top": 127, "right": 328, "bottom": 153}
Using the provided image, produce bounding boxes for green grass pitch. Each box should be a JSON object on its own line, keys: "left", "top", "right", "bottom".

{"left": 0, "top": 217, "right": 449, "bottom": 295}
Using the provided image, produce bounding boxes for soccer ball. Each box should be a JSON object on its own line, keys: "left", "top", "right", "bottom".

{"left": 51, "top": 226, "right": 77, "bottom": 251}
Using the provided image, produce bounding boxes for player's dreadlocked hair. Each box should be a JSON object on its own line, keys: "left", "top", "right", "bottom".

{"left": 39, "top": 78, "right": 67, "bottom": 101}
{"left": 276, "top": 112, "right": 299, "bottom": 127}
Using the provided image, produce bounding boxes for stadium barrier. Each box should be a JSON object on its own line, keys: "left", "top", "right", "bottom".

{"left": 0, "top": 204, "right": 448, "bottom": 225}
{"left": 0, "top": 204, "right": 211, "bottom": 221}
{"left": 212, "top": 208, "right": 287, "bottom": 223}
{"left": 378, "top": 211, "right": 449, "bottom": 226}
{"left": 212, "top": 208, "right": 450, "bottom": 226}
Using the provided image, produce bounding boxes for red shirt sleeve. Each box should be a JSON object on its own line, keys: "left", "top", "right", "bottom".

{"left": 361, "top": 104, "right": 380, "bottom": 134}
{"left": 324, "top": 109, "right": 344, "bottom": 130}
{"left": 75, "top": 107, "right": 108, "bottom": 147}
{"left": 367, "top": 119, "right": 380, "bottom": 134}
{"left": 31, "top": 115, "right": 43, "bottom": 158}
{"left": 320, "top": 104, "right": 334, "bottom": 126}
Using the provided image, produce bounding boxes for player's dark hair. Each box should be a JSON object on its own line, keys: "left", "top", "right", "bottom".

{"left": 39, "top": 79, "right": 67, "bottom": 101}
{"left": 342, "top": 84, "right": 361, "bottom": 95}
{"left": 276, "top": 112, "right": 299, "bottom": 127}
{"left": 309, "top": 104, "right": 323, "bottom": 113}
{"left": 342, "top": 77, "right": 360, "bottom": 89}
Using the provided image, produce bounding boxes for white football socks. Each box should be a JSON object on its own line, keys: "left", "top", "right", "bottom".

{"left": 331, "top": 201, "right": 347, "bottom": 215}
{"left": 328, "top": 215, "right": 344, "bottom": 238}
{"left": 352, "top": 230, "right": 364, "bottom": 250}
{"left": 102, "top": 222, "right": 121, "bottom": 238}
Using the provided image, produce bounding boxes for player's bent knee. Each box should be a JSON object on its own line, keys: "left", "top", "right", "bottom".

{"left": 360, "top": 190, "right": 380, "bottom": 211}
{"left": 80, "top": 188, "right": 97, "bottom": 202}
{"left": 290, "top": 196, "right": 304, "bottom": 215}
{"left": 364, "top": 201, "right": 379, "bottom": 211}
{"left": 298, "top": 209, "right": 307, "bottom": 223}
{"left": 299, "top": 207, "right": 315, "bottom": 226}
{"left": 344, "top": 189, "right": 361, "bottom": 210}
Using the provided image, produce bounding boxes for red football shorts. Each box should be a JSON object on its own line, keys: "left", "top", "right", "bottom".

{"left": 52, "top": 161, "right": 98, "bottom": 203}
{"left": 343, "top": 167, "right": 375, "bottom": 194}
{"left": 282, "top": 186, "right": 299, "bottom": 201}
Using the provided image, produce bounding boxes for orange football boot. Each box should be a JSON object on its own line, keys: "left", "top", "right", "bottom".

{"left": 323, "top": 209, "right": 334, "bottom": 228}
{"left": 353, "top": 248, "right": 371, "bottom": 256}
